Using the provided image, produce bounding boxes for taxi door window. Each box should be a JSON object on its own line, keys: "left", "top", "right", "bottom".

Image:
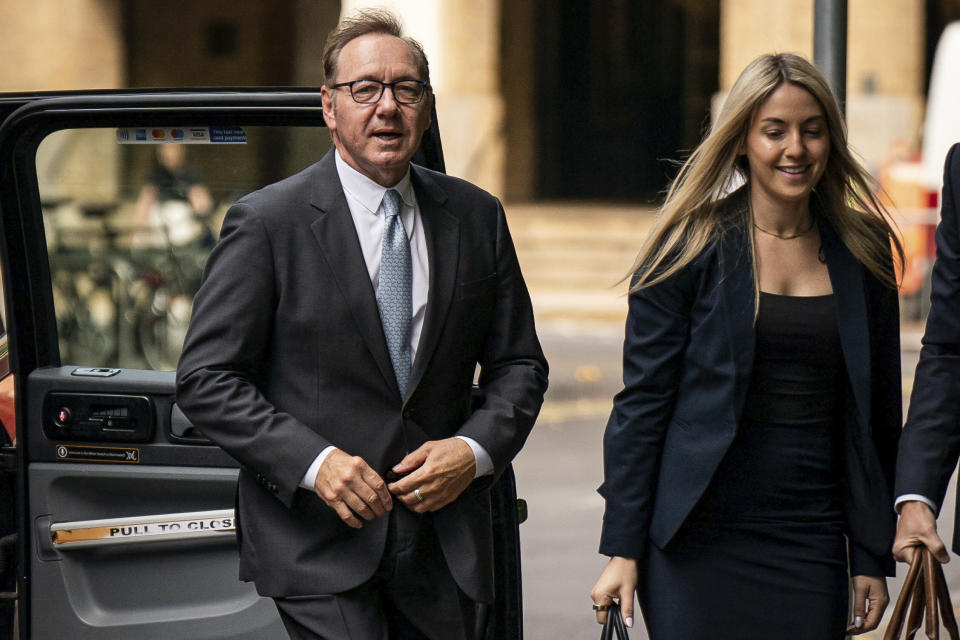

{"left": 37, "top": 126, "right": 331, "bottom": 370}
{"left": 0, "top": 271, "right": 12, "bottom": 446}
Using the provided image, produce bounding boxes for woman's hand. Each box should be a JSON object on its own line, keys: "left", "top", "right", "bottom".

{"left": 590, "top": 556, "right": 638, "bottom": 628}
{"left": 846, "top": 575, "right": 889, "bottom": 634}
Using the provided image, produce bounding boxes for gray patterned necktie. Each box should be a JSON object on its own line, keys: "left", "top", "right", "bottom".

{"left": 376, "top": 188, "right": 412, "bottom": 397}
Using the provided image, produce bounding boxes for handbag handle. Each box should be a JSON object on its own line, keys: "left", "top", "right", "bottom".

{"left": 600, "top": 601, "right": 631, "bottom": 640}
{"left": 883, "top": 546, "right": 959, "bottom": 640}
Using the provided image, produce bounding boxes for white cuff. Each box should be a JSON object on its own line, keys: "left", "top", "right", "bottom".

{"left": 894, "top": 494, "right": 938, "bottom": 514}
{"left": 300, "top": 438, "right": 491, "bottom": 489}
{"left": 455, "top": 436, "right": 493, "bottom": 478}
{"left": 300, "top": 446, "right": 338, "bottom": 491}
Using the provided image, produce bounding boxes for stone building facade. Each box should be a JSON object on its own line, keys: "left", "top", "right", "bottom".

{"left": 1, "top": 0, "right": 956, "bottom": 201}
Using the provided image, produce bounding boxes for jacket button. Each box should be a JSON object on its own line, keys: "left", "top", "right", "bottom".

{"left": 402, "top": 409, "right": 412, "bottom": 419}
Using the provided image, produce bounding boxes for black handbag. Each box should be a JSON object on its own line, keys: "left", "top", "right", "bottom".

{"left": 883, "top": 546, "right": 959, "bottom": 640}
{"left": 600, "top": 602, "right": 631, "bottom": 640}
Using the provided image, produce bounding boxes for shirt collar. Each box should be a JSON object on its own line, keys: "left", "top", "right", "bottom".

{"left": 334, "top": 149, "right": 415, "bottom": 215}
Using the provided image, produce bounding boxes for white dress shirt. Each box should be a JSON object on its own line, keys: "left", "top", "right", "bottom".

{"left": 299, "top": 151, "right": 492, "bottom": 491}
{"left": 894, "top": 493, "right": 937, "bottom": 514}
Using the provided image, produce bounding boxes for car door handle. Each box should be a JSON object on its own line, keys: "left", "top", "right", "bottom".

{"left": 48, "top": 509, "right": 235, "bottom": 550}
{"left": 170, "top": 404, "right": 212, "bottom": 443}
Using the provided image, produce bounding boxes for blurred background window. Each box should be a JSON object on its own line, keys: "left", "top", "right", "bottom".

{"left": 37, "top": 126, "right": 331, "bottom": 370}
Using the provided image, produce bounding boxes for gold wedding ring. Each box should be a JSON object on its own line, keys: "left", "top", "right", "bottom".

{"left": 592, "top": 604, "right": 609, "bottom": 612}
{"left": 414, "top": 487, "right": 424, "bottom": 503}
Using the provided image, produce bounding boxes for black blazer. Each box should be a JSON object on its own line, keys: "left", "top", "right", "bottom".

{"left": 176, "top": 150, "right": 548, "bottom": 601}
{"left": 599, "top": 190, "right": 901, "bottom": 577}
{"left": 896, "top": 142, "right": 960, "bottom": 553}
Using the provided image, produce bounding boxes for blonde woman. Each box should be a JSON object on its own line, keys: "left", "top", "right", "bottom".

{"left": 590, "top": 53, "right": 903, "bottom": 638}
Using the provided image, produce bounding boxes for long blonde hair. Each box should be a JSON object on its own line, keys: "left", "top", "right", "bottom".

{"left": 630, "top": 53, "right": 903, "bottom": 292}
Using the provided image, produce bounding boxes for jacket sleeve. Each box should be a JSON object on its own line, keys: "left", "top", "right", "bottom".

{"left": 852, "top": 263, "right": 901, "bottom": 578}
{"left": 176, "top": 202, "right": 330, "bottom": 507}
{"left": 896, "top": 142, "right": 960, "bottom": 513}
{"left": 598, "top": 262, "right": 696, "bottom": 560}
{"left": 455, "top": 199, "right": 549, "bottom": 478}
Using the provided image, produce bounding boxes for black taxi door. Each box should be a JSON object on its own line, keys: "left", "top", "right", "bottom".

{"left": 0, "top": 90, "right": 523, "bottom": 639}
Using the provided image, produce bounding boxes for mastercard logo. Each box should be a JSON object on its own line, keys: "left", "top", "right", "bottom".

{"left": 151, "top": 129, "right": 165, "bottom": 139}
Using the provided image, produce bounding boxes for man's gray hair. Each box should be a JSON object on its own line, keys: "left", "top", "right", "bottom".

{"left": 322, "top": 8, "right": 431, "bottom": 86}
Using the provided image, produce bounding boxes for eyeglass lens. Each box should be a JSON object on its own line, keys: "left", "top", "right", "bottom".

{"left": 350, "top": 80, "right": 424, "bottom": 104}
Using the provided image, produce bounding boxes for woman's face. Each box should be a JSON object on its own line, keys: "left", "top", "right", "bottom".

{"left": 743, "top": 82, "right": 829, "bottom": 213}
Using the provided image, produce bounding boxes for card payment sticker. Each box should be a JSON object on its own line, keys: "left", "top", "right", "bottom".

{"left": 116, "top": 126, "right": 247, "bottom": 144}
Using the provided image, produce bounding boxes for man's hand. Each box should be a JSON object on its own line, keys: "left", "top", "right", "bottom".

{"left": 893, "top": 500, "right": 950, "bottom": 564}
{"left": 387, "top": 438, "right": 476, "bottom": 512}
{"left": 314, "top": 449, "right": 392, "bottom": 528}
{"left": 846, "top": 575, "right": 889, "bottom": 634}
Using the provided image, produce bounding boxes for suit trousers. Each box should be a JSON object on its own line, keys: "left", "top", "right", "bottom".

{"left": 274, "top": 505, "right": 478, "bottom": 640}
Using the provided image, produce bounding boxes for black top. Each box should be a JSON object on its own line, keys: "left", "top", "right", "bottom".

{"left": 743, "top": 292, "right": 845, "bottom": 425}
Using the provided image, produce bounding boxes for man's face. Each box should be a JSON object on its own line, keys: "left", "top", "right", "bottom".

{"left": 321, "top": 33, "right": 432, "bottom": 187}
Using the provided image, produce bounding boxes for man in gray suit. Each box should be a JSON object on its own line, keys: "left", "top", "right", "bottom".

{"left": 176, "top": 9, "right": 548, "bottom": 639}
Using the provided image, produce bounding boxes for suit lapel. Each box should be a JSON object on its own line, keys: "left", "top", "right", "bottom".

{"left": 308, "top": 151, "right": 399, "bottom": 395}
{"left": 717, "top": 218, "right": 757, "bottom": 421}
{"left": 712, "top": 195, "right": 873, "bottom": 435}
{"left": 820, "top": 221, "right": 872, "bottom": 431}
{"left": 407, "top": 166, "right": 458, "bottom": 399}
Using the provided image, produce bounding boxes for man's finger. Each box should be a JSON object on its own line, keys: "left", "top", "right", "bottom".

{"left": 341, "top": 487, "right": 382, "bottom": 520}
{"left": 331, "top": 500, "right": 362, "bottom": 529}
{"left": 407, "top": 491, "right": 430, "bottom": 513}
{"left": 893, "top": 542, "right": 918, "bottom": 565}
{"left": 893, "top": 535, "right": 950, "bottom": 564}
{"left": 395, "top": 483, "right": 437, "bottom": 513}
{"left": 392, "top": 445, "right": 430, "bottom": 476}
{"left": 388, "top": 465, "right": 428, "bottom": 495}
{"left": 342, "top": 487, "right": 383, "bottom": 519}
{"left": 927, "top": 536, "right": 951, "bottom": 563}
{"left": 344, "top": 470, "right": 390, "bottom": 517}
{"left": 358, "top": 466, "right": 392, "bottom": 513}
{"left": 401, "top": 477, "right": 467, "bottom": 512}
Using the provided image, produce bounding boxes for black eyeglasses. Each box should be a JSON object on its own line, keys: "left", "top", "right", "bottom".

{"left": 332, "top": 79, "right": 429, "bottom": 105}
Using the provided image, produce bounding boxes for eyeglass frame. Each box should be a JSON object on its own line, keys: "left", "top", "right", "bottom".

{"left": 330, "top": 79, "right": 430, "bottom": 105}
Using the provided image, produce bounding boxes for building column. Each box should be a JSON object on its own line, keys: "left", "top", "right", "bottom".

{"left": 719, "top": 0, "right": 924, "bottom": 172}
{"left": 0, "top": 0, "right": 125, "bottom": 91}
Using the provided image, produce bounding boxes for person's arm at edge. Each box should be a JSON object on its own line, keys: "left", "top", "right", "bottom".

{"left": 894, "top": 143, "right": 960, "bottom": 562}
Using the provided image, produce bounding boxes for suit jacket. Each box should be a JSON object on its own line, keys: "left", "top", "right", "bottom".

{"left": 598, "top": 189, "right": 901, "bottom": 577}
{"left": 896, "top": 142, "right": 960, "bottom": 553}
{"left": 176, "top": 149, "right": 548, "bottom": 601}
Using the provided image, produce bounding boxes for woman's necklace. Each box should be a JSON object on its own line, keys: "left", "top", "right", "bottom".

{"left": 753, "top": 218, "right": 815, "bottom": 240}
